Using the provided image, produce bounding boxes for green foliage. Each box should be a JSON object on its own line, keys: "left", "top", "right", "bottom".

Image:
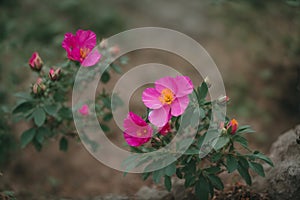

{"left": 123, "top": 82, "right": 273, "bottom": 199}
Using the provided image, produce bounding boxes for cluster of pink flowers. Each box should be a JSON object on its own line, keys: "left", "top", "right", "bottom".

{"left": 123, "top": 76, "right": 194, "bottom": 147}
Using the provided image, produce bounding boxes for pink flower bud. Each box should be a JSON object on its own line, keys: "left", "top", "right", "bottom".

{"left": 227, "top": 119, "right": 238, "bottom": 135}
{"left": 109, "top": 46, "right": 120, "bottom": 56}
{"left": 29, "top": 52, "right": 43, "bottom": 71}
{"left": 100, "top": 38, "right": 108, "bottom": 48}
{"left": 32, "top": 78, "right": 46, "bottom": 94}
{"left": 217, "top": 95, "right": 230, "bottom": 104}
{"left": 49, "top": 67, "right": 61, "bottom": 81}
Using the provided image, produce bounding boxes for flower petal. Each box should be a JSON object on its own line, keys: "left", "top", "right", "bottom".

{"left": 170, "top": 96, "right": 189, "bottom": 116}
{"left": 149, "top": 106, "right": 170, "bottom": 127}
{"left": 174, "top": 76, "right": 193, "bottom": 97}
{"left": 76, "top": 29, "right": 97, "bottom": 49}
{"left": 123, "top": 132, "right": 151, "bottom": 147}
{"left": 142, "top": 88, "right": 163, "bottom": 109}
{"left": 81, "top": 49, "right": 101, "bottom": 67}
{"left": 155, "top": 76, "right": 177, "bottom": 95}
{"left": 129, "top": 112, "right": 147, "bottom": 126}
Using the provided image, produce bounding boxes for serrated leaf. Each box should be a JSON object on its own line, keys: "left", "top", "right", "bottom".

{"left": 59, "top": 137, "right": 68, "bottom": 152}
{"left": 13, "top": 101, "right": 34, "bottom": 114}
{"left": 164, "top": 162, "right": 176, "bottom": 176}
{"left": 214, "top": 136, "right": 230, "bottom": 150}
{"left": 103, "top": 112, "right": 113, "bottom": 122}
{"left": 207, "top": 174, "right": 224, "bottom": 190}
{"left": 21, "top": 128, "right": 36, "bottom": 148}
{"left": 204, "top": 166, "right": 221, "bottom": 174}
{"left": 111, "top": 64, "right": 122, "bottom": 74}
{"left": 226, "top": 155, "right": 238, "bottom": 173}
{"left": 101, "top": 71, "right": 110, "bottom": 83}
{"left": 164, "top": 175, "right": 172, "bottom": 191}
{"left": 233, "top": 135, "right": 248, "bottom": 149}
{"left": 249, "top": 161, "right": 265, "bottom": 177}
{"left": 251, "top": 151, "right": 274, "bottom": 167}
{"left": 152, "top": 168, "right": 164, "bottom": 184}
{"left": 198, "top": 82, "right": 208, "bottom": 100}
{"left": 33, "top": 108, "right": 46, "bottom": 127}
{"left": 237, "top": 163, "right": 252, "bottom": 185}
{"left": 44, "top": 104, "right": 59, "bottom": 116}
{"left": 195, "top": 175, "right": 209, "bottom": 200}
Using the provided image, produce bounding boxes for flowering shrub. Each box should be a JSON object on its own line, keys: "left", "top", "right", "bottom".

{"left": 13, "top": 29, "right": 124, "bottom": 151}
{"left": 122, "top": 78, "right": 273, "bottom": 200}
{"left": 12, "top": 29, "right": 272, "bottom": 200}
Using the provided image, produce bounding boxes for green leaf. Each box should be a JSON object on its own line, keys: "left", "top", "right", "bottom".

{"left": 101, "top": 71, "right": 110, "bottom": 83}
{"left": 142, "top": 172, "right": 151, "bottom": 180}
{"left": 214, "top": 136, "right": 230, "bottom": 150}
{"left": 58, "top": 107, "right": 72, "bottom": 120}
{"left": 198, "top": 82, "right": 208, "bottom": 100}
{"left": 33, "top": 108, "right": 46, "bottom": 127}
{"left": 226, "top": 155, "right": 238, "bottom": 173}
{"left": 237, "top": 162, "right": 252, "bottom": 185}
{"left": 195, "top": 175, "right": 209, "bottom": 200}
{"left": 211, "top": 152, "right": 223, "bottom": 162}
{"left": 59, "top": 137, "right": 68, "bottom": 152}
{"left": 164, "top": 162, "right": 176, "bottom": 176}
{"left": 152, "top": 168, "right": 164, "bottom": 184}
{"left": 13, "top": 101, "right": 34, "bottom": 114}
{"left": 103, "top": 112, "right": 113, "bottom": 122}
{"left": 207, "top": 174, "right": 224, "bottom": 190}
{"left": 237, "top": 125, "right": 255, "bottom": 134}
{"left": 100, "top": 123, "right": 110, "bottom": 132}
{"left": 21, "top": 128, "right": 36, "bottom": 148}
{"left": 204, "top": 166, "right": 221, "bottom": 174}
{"left": 164, "top": 175, "right": 172, "bottom": 191}
{"left": 249, "top": 161, "right": 265, "bottom": 177}
{"left": 251, "top": 151, "right": 274, "bottom": 167}
{"left": 111, "top": 64, "right": 122, "bottom": 74}
{"left": 44, "top": 104, "right": 59, "bottom": 116}
{"left": 35, "top": 129, "right": 45, "bottom": 144}
{"left": 233, "top": 135, "right": 248, "bottom": 149}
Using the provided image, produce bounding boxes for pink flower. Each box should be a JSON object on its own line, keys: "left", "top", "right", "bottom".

{"left": 142, "top": 76, "right": 193, "bottom": 127}
{"left": 123, "top": 112, "right": 153, "bottom": 147}
{"left": 62, "top": 29, "right": 101, "bottom": 67}
{"left": 29, "top": 52, "right": 43, "bottom": 71}
{"left": 78, "top": 104, "right": 89, "bottom": 116}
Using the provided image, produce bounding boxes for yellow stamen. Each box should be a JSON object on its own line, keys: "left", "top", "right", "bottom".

{"left": 159, "top": 88, "right": 174, "bottom": 105}
{"left": 80, "top": 48, "right": 90, "bottom": 60}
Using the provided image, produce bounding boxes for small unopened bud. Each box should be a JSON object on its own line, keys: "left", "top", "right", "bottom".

{"left": 100, "top": 38, "right": 108, "bottom": 49}
{"left": 227, "top": 119, "right": 238, "bottom": 135}
{"left": 32, "top": 78, "right": 46, "bottom": 95}
{"left": 109, "top": 46, "right": 120, "bottom": 56}
{"left": 204, "top": 77, "right": 212, "bottom": 88}
{"left": 217, "top": 95, "right": 230, "bottom": 104}
{"left": 29, "top": 52, "right": 43, "bottom": 71}
{"left": 49, "top": 67, "right": 61, "bottom": 81}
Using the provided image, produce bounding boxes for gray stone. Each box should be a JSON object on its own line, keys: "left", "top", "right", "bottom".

{"left": 135, "top": 186, "right": 173, "bottom": 200}
{"left": 254, "top": 125, "right": 300, "bottom": 200}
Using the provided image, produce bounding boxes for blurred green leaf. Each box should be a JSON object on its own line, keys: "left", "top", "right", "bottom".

{"left": 21, "top": 128, "right": 36, "bottom": 148}
{"left": 33, "top": 108, "right": 46, "bottom": 127}
{"left": 164, "top": 175, "right": 172, "bottom": 191}
{"left": 59, "top": 137, "right": 68, "bottom": 152}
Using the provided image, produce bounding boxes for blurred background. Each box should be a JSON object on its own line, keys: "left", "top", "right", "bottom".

{"left": 0, "top": 0, "right": 299, "bottom": 199}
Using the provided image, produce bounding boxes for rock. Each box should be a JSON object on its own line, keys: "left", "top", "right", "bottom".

{"left": 135, "top": 186, "right": 173, "bottom": 200}
{"left": 253, "top": 124, "right": 300, "bottom": 200}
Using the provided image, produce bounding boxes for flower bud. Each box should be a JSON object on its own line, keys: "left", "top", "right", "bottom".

{"left": 227, "top": 119, "right": 238, "bottom": 135}
{"left": 109, "top": 46, "right": 120, "bottom": 56}
{"left": 29, "top": 52, "right": 43, "bottom": 71}
{"left": 100, "top": 38, "right": 108, "bottom": 49}
{"left": 32, "top": 78, "right": 46, "bottom": 95}
{"left": 49, "top": 67, "right": 61, "bottom": 81}
{"left": 204, "top": 77, "right": 212, "bottom": 88}
{"left": 217, "top": 95, "right": 230, "bottom": 104}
